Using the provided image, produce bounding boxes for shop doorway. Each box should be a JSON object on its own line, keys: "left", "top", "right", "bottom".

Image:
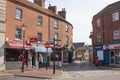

{"left": 110, "top": 50, "right": 115, "bottom": 65}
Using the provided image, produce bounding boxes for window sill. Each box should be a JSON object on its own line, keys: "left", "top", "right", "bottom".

{"left": 15, "top": 18, "right": 22, "bottom": 21}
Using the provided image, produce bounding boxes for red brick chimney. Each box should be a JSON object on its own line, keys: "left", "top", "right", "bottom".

{"left": 34, "top": 0, "right": 45, "bottom": 7}
{"left": 58, "top": 8, "right": 66, "bottom": 19}
{"left": 48, "top": 4, "right": 57, "bottom": 13}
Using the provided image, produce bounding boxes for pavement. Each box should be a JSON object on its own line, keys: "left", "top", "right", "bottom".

{"left": 1, "top": 67, "right": 63, "bottom": 80}
{"left": 1, "top": 61, "right": 120, "bottom": 80}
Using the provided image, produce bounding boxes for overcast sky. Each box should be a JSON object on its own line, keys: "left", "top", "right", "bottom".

{"left": 28, "top": 0, "right": 119, "bottom": 45}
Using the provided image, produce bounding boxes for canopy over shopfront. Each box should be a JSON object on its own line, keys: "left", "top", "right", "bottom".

{"left": 6, "top": 41, "right": 34, "bottom": 50}
{"left": 34, "top": 45, "right": 53, "bottom": 53}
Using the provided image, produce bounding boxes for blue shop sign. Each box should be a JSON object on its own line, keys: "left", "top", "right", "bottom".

{"left": 94, "top": 45, "right": 103, "bottom": 50}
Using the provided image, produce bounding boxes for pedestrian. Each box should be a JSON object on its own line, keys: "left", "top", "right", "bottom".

{"left": 38, "top": 53, "right": 43, "bottom": 69}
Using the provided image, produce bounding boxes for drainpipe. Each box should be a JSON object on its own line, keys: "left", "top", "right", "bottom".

{"left": 48, "top": 16, "right": 50, "bottom": 41}
{"left": 102, "top": 14, "right": 105, "bottom": 45}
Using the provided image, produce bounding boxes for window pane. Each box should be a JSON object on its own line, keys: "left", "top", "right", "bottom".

{"left": 54, "top": 33, "right": 58, "bottom": 45}
{"left": 15, "top": 28, "right": 22, "bottom": 39}
{"left": 96, "top": 18, "right": 100, "bottom": 27}
{"left": 16, "top": 8, "right": 22, "bottom": 19}
{"left": 38, "top": 33, "right": 42, "bottom": 42}
{"left": 54, "top": 19, "right": 58, "bottom": 28}
{"left": 38, "top": 16, "right": 42, "bottom": 26}
{"left": 113, "top": 12, "right": 119, "bottom": 21}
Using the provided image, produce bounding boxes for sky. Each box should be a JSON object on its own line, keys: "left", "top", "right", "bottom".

{"left": 28, "top": 0, "right": 119, "bottom": 45}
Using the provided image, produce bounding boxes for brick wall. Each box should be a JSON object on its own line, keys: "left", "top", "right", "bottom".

{"left": 6, "top": 0, "right": 73, "bottom": 48}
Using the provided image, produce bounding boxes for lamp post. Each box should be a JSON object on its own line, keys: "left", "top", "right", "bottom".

{"left": 21, "top": 23, "right": 27, "bottom": 73}
{"left": 44, "top": 42, "right": 50, "bottom": 70}
{"left": 53, "top": 38, "right": 61, "bottom": 74}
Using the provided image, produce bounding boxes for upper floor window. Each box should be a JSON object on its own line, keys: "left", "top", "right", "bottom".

{"left": 54, "top": 19, "right": 59, "bottom": 28}
{"left": 66, "top": 24, "right": 69, "bottom": 32}
{"left": 16, "top": 8, "right": 22, "bottom": 20}
{"left": 38, "top": 33, "right": 42, "bottom": 42}
{"left": 37, "top": 16, "right": 43, "bottom": 26}
{"left": 66, "top": 35, "right": 69, "bottom": 46}
{"left": 15, "top": 28, "right": 22, "bottom": 40}
{"left": 112, "top": 12, "right": 119, "bottom": 22}
{"left": 97, "top": 33, "right": 101, "bottom": 42}
{"left": 54, "top": 33, "right": 58, "bottom": 45}
{"left": 96, "top": 18, "right": 100, "bottom": 27}
{"left": 113, "top": 30, "right": 120, "bottom": 40}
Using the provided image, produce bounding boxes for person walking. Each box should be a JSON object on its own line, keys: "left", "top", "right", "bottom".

{"left": 38, "top": 53, "right": 43, "bottom": 69}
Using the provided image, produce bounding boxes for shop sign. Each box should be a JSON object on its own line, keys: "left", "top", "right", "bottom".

{"left": 30, "top": 38, "right": 38, "bottom": 43}
{"left": 94, "top": 45, "right": 103, "bottom": 50}
{"left": 104, "top": 43, "right": 120, "bottom": 50}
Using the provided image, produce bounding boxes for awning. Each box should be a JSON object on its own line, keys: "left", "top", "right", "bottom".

{"left": 6, "top": 41, "right": 34, "bottom": 50}
{"left": 34, "top": 45, "right": 53, "bottom": 53}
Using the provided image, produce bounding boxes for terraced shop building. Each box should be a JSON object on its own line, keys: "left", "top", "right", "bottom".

{"left": 5, "top": 0, "right": 73, "bottom": 69}
{"left": 92, "top": 1, "right": 120, "bottom": 66}
{"left": 0, "top": 0, "right": 6, "bottom": 71}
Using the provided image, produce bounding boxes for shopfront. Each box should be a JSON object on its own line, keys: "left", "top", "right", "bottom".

{"left": 104, "top": 43, "right": 120, "bottom": 66}
{"left": 34, "top": 44, "right": 53, "bottom": 67}
{"left": 5, "top": 41, "right": 33, "bottom": 70}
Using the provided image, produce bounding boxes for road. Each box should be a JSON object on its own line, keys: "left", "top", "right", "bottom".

{"left": 52, "top": 61, "right": 120, "bottom": 80}
{"left": 0, "top": 61, "right": 120, "bottom": 80}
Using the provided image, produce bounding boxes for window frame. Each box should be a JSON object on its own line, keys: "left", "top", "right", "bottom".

{"left": 66, "top": 35, "right": 69, "bottom": 46}
{"left": 54, "top": 33, "right": 59, "bottom": 45}
{"left": 112, "top": 12, "right": 119, "bottom": 22}
{"left": 54, "top": 19, "right": 59, "bottom": 29}
{"left": 38, "top": 33, "right": 42, "bottom": 42}
{"left": 37, "top": 16, "right": 43, "bottom": 26}
{"left": 113, "top": 30, "right": 120, "bottom": 40}
{"left": 15, "top": 8, "right": 22, "bottom": 20}
{"left": 97, "top": 33, "right": 101, "bottom": 42}
{"left": 66, "top": 24, "right": 69, "bottom": 32}
{"left": 96, "top": 18, "right": 100, "bottom": 27}
{"left": 15, "top": 28, "right": 22, "bottom": 40}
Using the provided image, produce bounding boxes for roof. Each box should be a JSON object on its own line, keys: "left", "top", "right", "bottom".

{"left": 73, "top": 42, "right": 85, "bottom": 49}
{"left": 8, "top": 0, "right": 73, "bottom": 27}
{"left": 94, "top": 1, "right": 120, "bottom": 17}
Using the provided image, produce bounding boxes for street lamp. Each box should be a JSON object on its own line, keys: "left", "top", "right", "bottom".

{"left": 20, "top": 23, "right": 27, "bottom": 72}
{"left": 53, "top": 38, "right": 61, "bottom": 74}
{"left": 44, "top": 42, "right": 50, "bottom": 70}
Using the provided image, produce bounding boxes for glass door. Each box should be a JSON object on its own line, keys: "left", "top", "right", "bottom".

{"left": 110, "top": 50, "right": 115, "bottom": 65}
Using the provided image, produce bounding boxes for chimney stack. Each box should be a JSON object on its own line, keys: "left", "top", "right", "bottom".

{"left": 34, "top": 0, "right": 45, "bottom": 7}
{"left": 58, "top": 8, "right": 66, "bottom": 19}
{"left": 48, "top": 4, "right": 57, "bottom": 13}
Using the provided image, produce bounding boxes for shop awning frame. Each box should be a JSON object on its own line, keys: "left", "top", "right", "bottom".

{"left": 6, "top": 41, "right": 34, "bottom": 50}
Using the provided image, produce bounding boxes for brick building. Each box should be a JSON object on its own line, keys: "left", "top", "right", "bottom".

{"left": 0, "top": 0, "right": 6, "bottom": 71}
{"left": 92, "top": 1, "right": 120, "bottom": 66}
{"left": 3, "top": 0, "right": 73, "bottom": 69}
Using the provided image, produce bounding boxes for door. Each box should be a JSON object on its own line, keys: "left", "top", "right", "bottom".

{"left": 110, "top": 50, "right": 115, "bottom": 65}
